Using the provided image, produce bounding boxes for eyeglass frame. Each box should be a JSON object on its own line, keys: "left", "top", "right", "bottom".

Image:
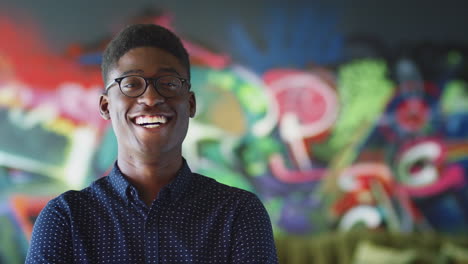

{"left": 105, "top": 75, "right": 191, "bottom": 98}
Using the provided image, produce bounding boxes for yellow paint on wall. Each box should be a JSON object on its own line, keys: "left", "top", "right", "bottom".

{"left": 43, "top": 118, "right": 76, "bottom": 137}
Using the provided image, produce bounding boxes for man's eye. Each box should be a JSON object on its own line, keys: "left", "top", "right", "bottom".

{"left": 122, "top": 82, "right": 137, "bottom": 88}
{"left": 161, "top": 82, "right": 178, "bottom": 88}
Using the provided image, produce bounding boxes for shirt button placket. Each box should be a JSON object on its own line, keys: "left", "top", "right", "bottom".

{"left": 145, "top": 201, "right": 160, "bottom": 263}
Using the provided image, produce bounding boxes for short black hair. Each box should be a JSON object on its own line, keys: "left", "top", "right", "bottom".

{"left": 101, "top": 24, "right": 190, "bottom": 85}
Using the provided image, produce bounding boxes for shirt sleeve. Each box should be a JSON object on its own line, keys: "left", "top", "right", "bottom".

{"left": 230, "top": 192, "right": 279, "bottom": 263}
{"left": 25, "top": 197, "right": 73, "bottom": 263}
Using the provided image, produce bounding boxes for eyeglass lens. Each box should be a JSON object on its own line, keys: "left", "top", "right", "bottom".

{"left": 120, "top": 76, "right": 183, "bottom": 97}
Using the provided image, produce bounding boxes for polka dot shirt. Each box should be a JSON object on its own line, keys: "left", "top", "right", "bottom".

{"left": 25, "top": 159, "right": 278, "bottom": 263}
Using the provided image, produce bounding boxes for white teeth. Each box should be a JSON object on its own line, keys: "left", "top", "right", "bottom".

{"left": 142, "top": 124, "right": 160, "bottom": 128}
{"left": 135, "top": 115, "right": 167, "bottom": 125}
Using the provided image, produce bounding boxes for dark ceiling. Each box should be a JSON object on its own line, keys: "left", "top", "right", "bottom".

{"left": 1, "top": 0, "right": 467, "bottom": 53}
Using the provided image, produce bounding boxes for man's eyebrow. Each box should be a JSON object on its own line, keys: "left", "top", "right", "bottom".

{"left": 120, "top": 68, "right": 182, "bottom": 77}
{"left": 121, "top": 69, "right": 145, "bottom": 76}
{"left": 158, "top": 67, "right": 182, "bottom": 76}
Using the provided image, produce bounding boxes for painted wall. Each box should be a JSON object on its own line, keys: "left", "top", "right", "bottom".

{"left": 0, "top": 2, "right": 468, "bottom": 263}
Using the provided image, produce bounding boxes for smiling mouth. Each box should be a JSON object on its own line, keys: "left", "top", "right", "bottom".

{"left": 134, "top": 115, "right": 169, "bottom": 128}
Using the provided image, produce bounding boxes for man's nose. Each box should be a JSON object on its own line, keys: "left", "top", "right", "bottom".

{"left": 137, "top": 83, "right": 165, "bottom": 106}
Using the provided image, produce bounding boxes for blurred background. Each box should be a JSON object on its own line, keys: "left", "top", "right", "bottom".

{"left": 1, "top": 0, "right": 468, "bottom": 263}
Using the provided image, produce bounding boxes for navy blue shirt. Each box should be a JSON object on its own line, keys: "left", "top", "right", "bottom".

{"left": 26, "top": 160, "right": 278, "bottom": 263}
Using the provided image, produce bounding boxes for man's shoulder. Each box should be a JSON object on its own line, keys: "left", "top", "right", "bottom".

{"left": 190, "top": 172, "right": 259, "bottom": 202}
{"left": 46, "top": 176, "right": 110, "bottom": 207}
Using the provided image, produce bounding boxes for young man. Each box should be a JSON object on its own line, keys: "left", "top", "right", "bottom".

{"left": 26, "top": 24, "right": 278, "bottom": 263}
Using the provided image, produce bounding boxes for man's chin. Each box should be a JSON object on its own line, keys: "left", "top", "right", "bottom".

{"left": 138, "top": 141, "right": 181, "bottom": 157}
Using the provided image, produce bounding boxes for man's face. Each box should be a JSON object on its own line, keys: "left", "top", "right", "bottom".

{"left": 99, "top": 47, "right": 196, "bottom": 157}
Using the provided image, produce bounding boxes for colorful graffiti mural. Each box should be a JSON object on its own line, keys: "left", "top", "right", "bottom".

{"left": 1, "top": 7, "right": 468, "bottom": 263}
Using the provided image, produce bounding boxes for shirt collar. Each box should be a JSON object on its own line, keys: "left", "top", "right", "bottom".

{"left": 108, "top": 158, "right": 193, "bottom": 203}
{"left": 108, "top": 162, "right": 132, "bottom": 203}
{"left": 162, "top": 158, "right": 192, "bottom": 202}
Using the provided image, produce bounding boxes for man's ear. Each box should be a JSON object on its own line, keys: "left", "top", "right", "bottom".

{"left": 188, "top": 91, "right": 196, "bottom": 118}
{"left": 99, "top": 94, "right": 111, "bottom": 120}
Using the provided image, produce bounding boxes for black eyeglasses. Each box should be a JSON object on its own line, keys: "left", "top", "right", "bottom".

{"left": 105, "top": 75, "right": 190, "bottom": 98}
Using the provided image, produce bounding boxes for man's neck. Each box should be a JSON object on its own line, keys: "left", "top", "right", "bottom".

{"left": 117, "top": 153, "right": 183, "bottom": 206}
